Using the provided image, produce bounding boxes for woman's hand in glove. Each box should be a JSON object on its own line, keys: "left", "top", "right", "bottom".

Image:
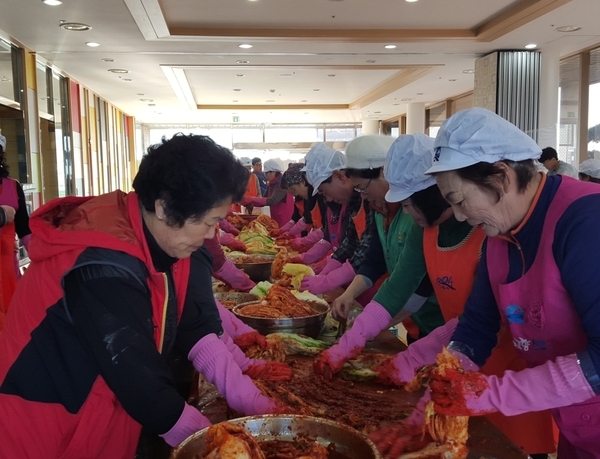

{"left": 233, "top": 331, "right": 269, "bottom": 350}
{"left": 244, "top": 361, "right": 294, "bottom": 382}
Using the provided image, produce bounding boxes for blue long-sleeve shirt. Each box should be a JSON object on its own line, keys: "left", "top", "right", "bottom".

{"left": 452, "top": 175, "right": 600, "bottom": 392}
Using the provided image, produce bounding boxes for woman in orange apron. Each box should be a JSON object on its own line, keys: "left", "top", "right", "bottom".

{"left": 0, "top": 134, "right": 31, "bottom": 330}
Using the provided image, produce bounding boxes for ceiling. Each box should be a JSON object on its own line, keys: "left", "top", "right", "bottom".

{"left": 0, "top": 0, "right": 599, "bottom": 125}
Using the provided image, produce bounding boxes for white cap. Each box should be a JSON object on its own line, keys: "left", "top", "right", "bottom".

{"left": 426, "top": 108, "right": 542, "bottom": 175}
{"left": 240, "top": 156, "right": 252, "bottom": 167}
{"left": 304, "top": 143, "right": 347, "bottom": 196}
{"left": 0, "top": 135, "right": 5, "bottom": 152}
{"left": 345, "top": 135, "right": 395, "bottom": 170}
{"left": 579, "top": 159, "right": 600, "bottom": 179}
{"left": 385, "top": 134, "right": 436, "bottom": 202}
{"left": 263, "top": 159, "right": 283, "bottom": 173}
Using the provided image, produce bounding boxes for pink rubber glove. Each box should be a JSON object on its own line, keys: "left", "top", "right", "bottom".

{"left": 319, "top": 257, "right": 342, "bottom": 276}
{"left": 299, "top": 240, "right": 332, "bottom": 265}
{"left": 215, "top": 301, "right": 268, "bottom": 351}
{"left": 270, "top": 220, "right": 295, "bottom": 237}
{"left": 376, "top": 318, "right": 459, "bottom": 386}
{"left": 213, "top": 259, "right": 256, "bottom": 292}
{"left": 289, "top": 229, "right": 324, "bottom": 253}
{"left": 221, "top": 332, "right": 293, "bottom": 382}
{"left": 313, "top": 301, "right": 391, "bottom": 380}
{"left": 310, "top": 257, "right": 329, "bottom": 275}
{"left": 189, "top": 333, "right": 284, "bottom": 415}
{"left": 300, "top": 260, "right": 355, "bottom": 294}
{"left": 21, "top": 234, "right": 31, "bottom": 252}
{"left": 219, "top": 232, "right": 247, "bottom": 252}
{"left": 430, "top": 352, "right": 596, "bottom": 417}
{"left": 288, "top": 218, "right": 308, "bottom": 236}
{"left": 219, "top": 218, "right": 240, "bottom": 236}
{"left": 242, "top": 196, "right": 268, "bottom": 207}
{"left": 159, "top": 403, "right": 211, "bottom": 447}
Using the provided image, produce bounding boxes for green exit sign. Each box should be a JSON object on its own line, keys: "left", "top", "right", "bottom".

{"left": 233, "top": 116, "right": 239, "bottom": 123}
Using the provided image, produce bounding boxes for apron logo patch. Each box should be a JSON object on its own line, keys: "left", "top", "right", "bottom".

{"left": 506, "top": 304, "right": 525, "bottom": 324}
{"left": 533, "top": 339, "right": 547, "bottom": 350}
{"left": 436, "top": 276, "right": 456, "bottom": 290}
{"left": 513, "top": 336, "right": 531, "bottom": 351}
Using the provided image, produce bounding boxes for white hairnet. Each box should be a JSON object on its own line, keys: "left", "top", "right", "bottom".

{"left": 385, "top": 134, "right": 436, "bottom": 202}
{"left": 0, "top": 135, "right": 5, "bottom": 151}
{"left": 263, "top": 159, "right": 283, "bottom": 173}
{"left": 579, "top": 159, "right": 600, "bottom": 179}
{"left": 304, "top": 143, "right": 346, "bottom": 196}
{"left": 345, "top": 135, "right": 395, "bottom": 170}
{"left": 239, "top": 156, "right": 252, "bottom": 167}
{"left": 426, "top": 108, "right": 542, "bottom": 174}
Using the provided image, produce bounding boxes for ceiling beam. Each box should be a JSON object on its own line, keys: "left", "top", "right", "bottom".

{"left": 197, "top": 105, "right": 348, "bottom": 110}
{"left": 475, "top": 0, "right": 572, "bottom": 42}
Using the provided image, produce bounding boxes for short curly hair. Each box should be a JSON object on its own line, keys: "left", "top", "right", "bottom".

{"left": 132, "top": 134, "right": 248, "bottom": 227}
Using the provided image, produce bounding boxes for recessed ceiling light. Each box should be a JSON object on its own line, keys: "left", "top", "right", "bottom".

{"left": 266, "top": 100, "right": 275, "bottom": 102}
{"left": 137, "top": 93, "right": 144, "bottom": 96}
{"left": 122, "top": 78, "right": 132, "bottom": 81}
{"left": 448, "top": 79, "right": 457, "bottom": 81}
{"left": 401, "top": 98, "right": 414, "bottom": 101}
{"left": 102, "top": 58, "right": 114, "bottom": 62}
{"left": 148, "top": 103, "right": 156, "bottom": 106}
{"left": 405, "top": 0, "right": 418, "bottom": 2}
{"left": 233, "top": 88, "right": 242, "bottom": 92}
{"left": 236, "top": 60, "right": 249, "bottom": 64}
{"left": 86, "top": 42, "right": 100, "bottom": 47}
{"left": 108, "top": 69, "right": 129, "bottom": 74}
{"left": 42, "top": 0, "right": 62, "bottom": 5}
{"left": 384, "top": 44, "right": 397, "bottom": 49}
{"left": 366, "top": 60, "right": 376, "bottom": 63}
{"left": 139, "top": 98, "right": 153, "bottom": 102}
{"left": 304, "top": 112, "right": 309, "bottom": 114}
{"left": 279, "top": 73, "right": 294, "bottom": 77}
{"left": 301, "top": 100, "right": 307, "bottom": 102}
{"left": 313, "top": 89, "right": 320, "bottom": 92}
{"left": 462, "top": 69, "right": 475, "bottom": 74}
{"left": 555, "top": 25, "right": 582, "bottom": 32}
{"left": 60, "top": 22, "right": 91, "bottom": 31}
{"left": 0, "top": 77, "right": 11, "bottom": 82}
{"left": 525, "top": 43, "right": 537, "bottom": 49}
{"left": 235, "top": 74, "right": 245, "bottom": 77}
{"left": 328, "top": 74, "right": 336, "bottom": 77}
{"left": 233, "top": 100, "right": 239, "bottom": 102}
{"left": 238, "top": 44, "right": 253, "bottom": 49}
{"left": 416, "top": 92, "right": 423, "bottom": 95}
{"left": 393, "top": 103, "right": 400, "bottom": 106}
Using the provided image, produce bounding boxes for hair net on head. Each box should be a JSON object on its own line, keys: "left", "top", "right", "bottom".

{"left": 283, "top": 162, "right": 305, "bottom": 186}
{"left": 303, "top": 143, "right": 346, "bottom": 196}
{"left": 345, "top": 135, "right": 395, "bottom": 170}
{"left": 426, "top": 108, "right": 542, "bottom": 175}
{"left": 385, "top": 134, "right": 436, "bottom": 202}
{"left": 0, "top": 135, "right": 6, "bottom": 151}
{"left": 263, "top": 159, "right": 283, "bottom": 173}
{"left": 579, "top": 158, "right": 600, "bottom": 179}
{"left": 240, "top": 156, "right": 252, "bottom": 167}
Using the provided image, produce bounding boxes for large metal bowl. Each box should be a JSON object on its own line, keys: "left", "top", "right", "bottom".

{"left": 232, "top": 300, "right": 329, "bottom": 338}
{"left": 213, "top": 292, "right": 259, "bottom": 308}
{"left": 170, "top": 414, "right": 382, "bottom": 459}
{"left": 233, "top": 255, "right": 275, "bottom": 282}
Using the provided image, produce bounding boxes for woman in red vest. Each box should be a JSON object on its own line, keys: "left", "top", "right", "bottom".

{"left": 0, "top": 134, "right": 287, "bottom": 459}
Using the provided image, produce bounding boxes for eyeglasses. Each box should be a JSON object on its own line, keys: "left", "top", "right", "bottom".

{"left": 353, "top": 178, "right": 373, "bottom": 194}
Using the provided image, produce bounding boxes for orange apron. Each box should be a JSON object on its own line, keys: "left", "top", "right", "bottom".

{"left": 423, "top": 225, "right": 556, "bottom": 454}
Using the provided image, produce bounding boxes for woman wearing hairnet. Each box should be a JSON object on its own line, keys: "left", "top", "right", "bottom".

{"left": 241, "top": 159, "right": 294, "bottom": 227}
{"left": 366, "top": 134, "right": 555, "bottom": 458}
{"left": 313, "top": 135, "right": 445, "bottom": 379}
{"left": 278, "top": 162, "right": 342, "bottom": 267}
{"left": 0, "top": 134, "right": 286, "bottom": 458}
{"left": 423, "top": 108, "right": 600, "bottom": 457}
{"left": 578, "top": 158, "right": 600, "bottom": 183}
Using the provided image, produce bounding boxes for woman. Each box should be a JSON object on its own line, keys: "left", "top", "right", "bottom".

{"left": 578, "top": 158, "right": 600, "bottom": 183}
{"left": 241, "top": 159, "right": 294, "bottom": 227}
{"left": 281, "top": 162, "right": 349, "bottom": 265}
{"left": 425, "top": 108, "right": 600, "bottom": 457}
{"left": 0, "top": 134, "right": 31, "bottom": 330}
{"left": 0, "top": 134, "right": 285, "bottom": 458}
{"left": 368, "top": 134, "right": 554, "bottom": 458}
{"left": 313, "top": 135, "right": 445, "bottom": 380}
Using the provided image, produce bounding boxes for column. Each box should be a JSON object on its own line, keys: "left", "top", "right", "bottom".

{"left": 361, "top": 119, "right": 380, "bottom": 135}
{"left": 406, "top": 103, "right": 425, "bottom": 134}
{"left": 538, "top": 50, "right": 560, "bottom": 149}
